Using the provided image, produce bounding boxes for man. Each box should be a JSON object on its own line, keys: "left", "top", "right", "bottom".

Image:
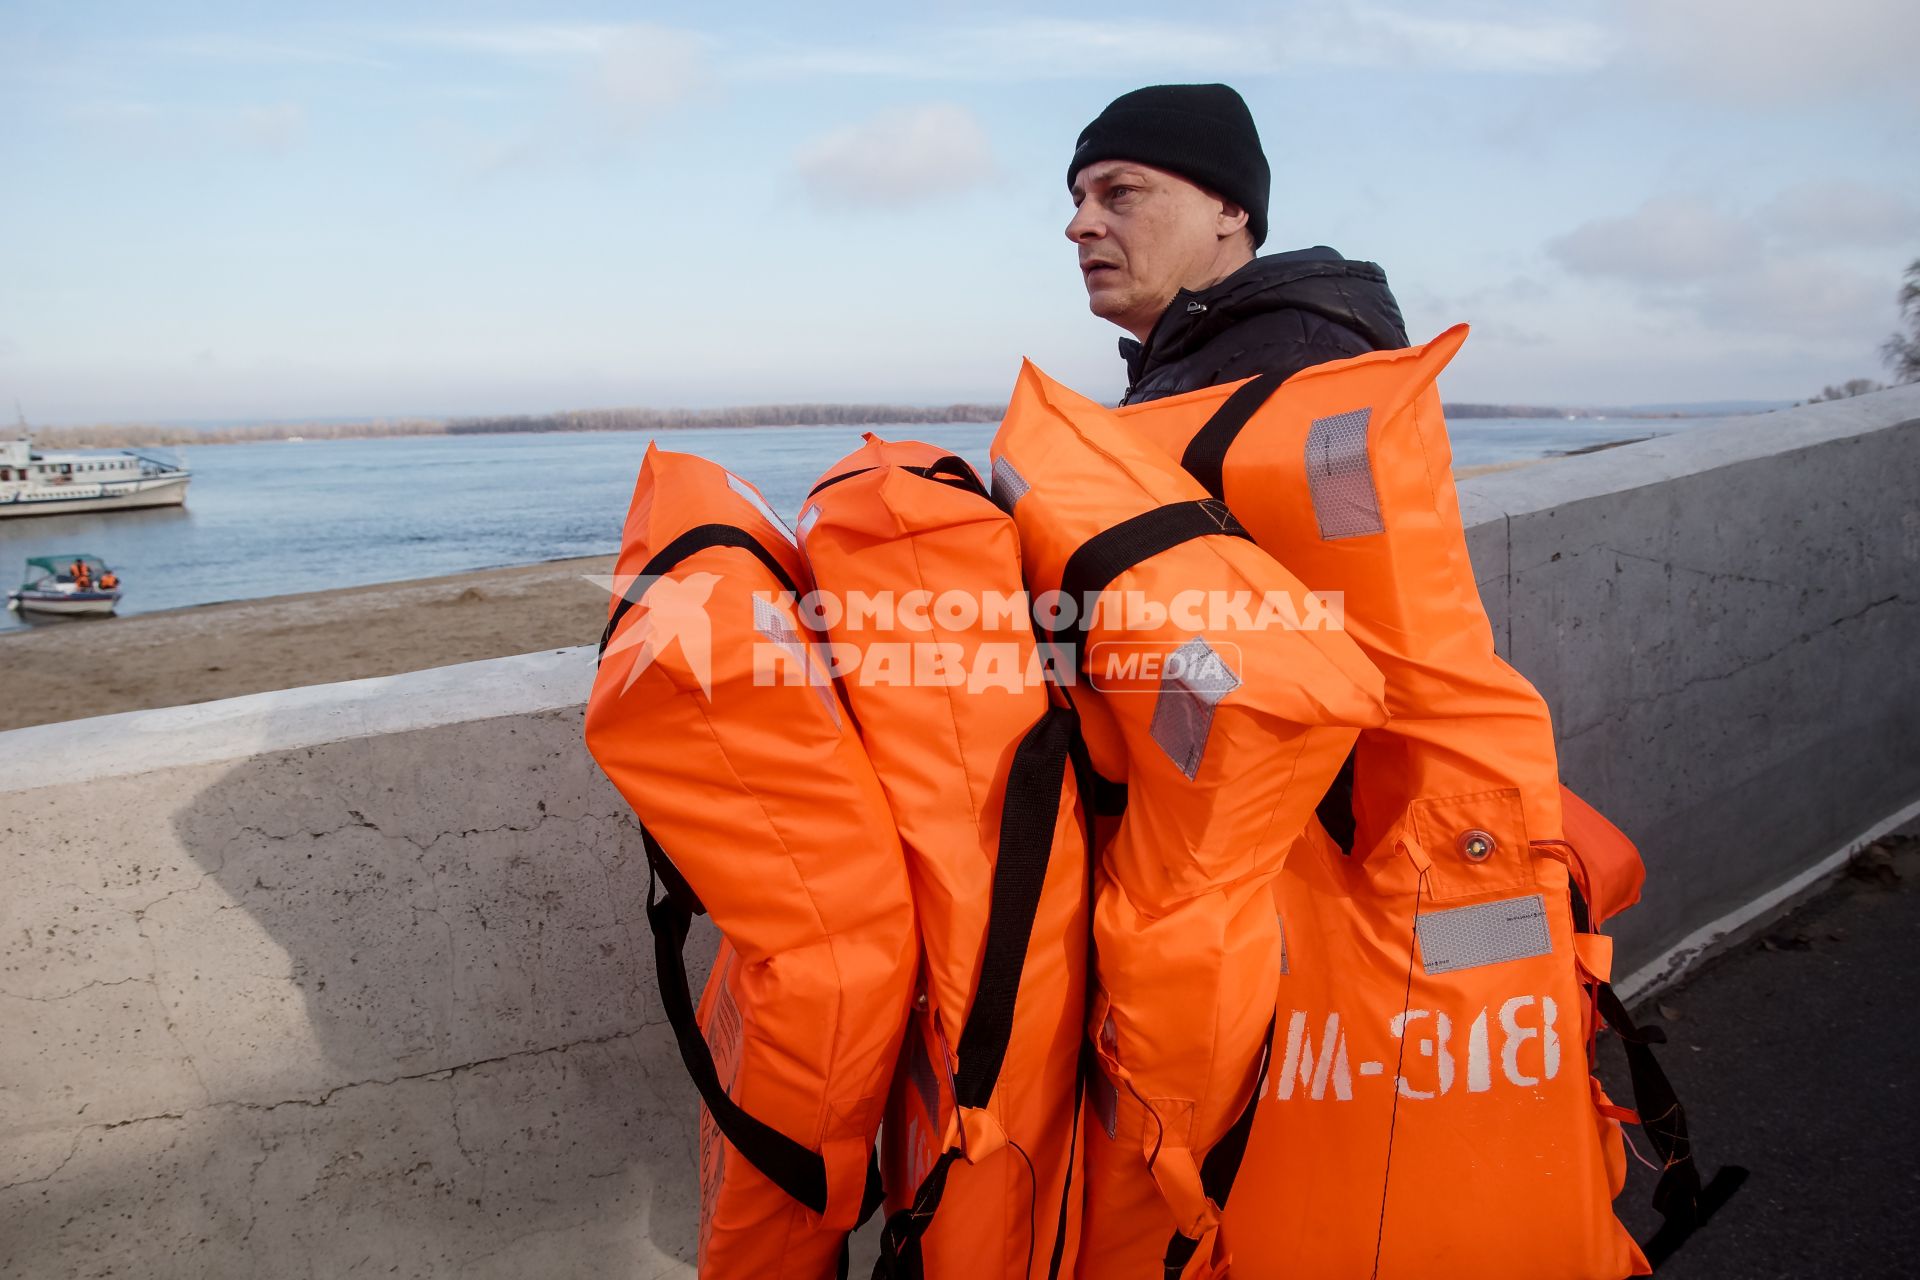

{"left": 1066, "top": 83, "right": 1409, "bottom": 404}
{"left": 1067, "top": 83, "right": 1400, "bottom": 856}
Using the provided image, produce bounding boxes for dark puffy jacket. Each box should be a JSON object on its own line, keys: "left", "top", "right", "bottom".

{"left": 1119, "top": 246, "right": 1410, "bottom": 405}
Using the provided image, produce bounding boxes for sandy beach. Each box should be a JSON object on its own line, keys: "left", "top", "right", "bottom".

{"left": 0, "top": 556, "right": 614, "bottom": 732}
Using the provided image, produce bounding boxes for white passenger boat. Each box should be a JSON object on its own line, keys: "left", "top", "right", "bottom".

{"left": 6, "top": 555, "right": 123, "bottom": 616}
{"left": 0, "top": 435, "right": 190, "bottom": 518}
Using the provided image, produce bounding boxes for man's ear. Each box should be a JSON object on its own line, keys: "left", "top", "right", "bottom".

{"left": 1215, "top": 199, "right": 1250, "bottom": 241}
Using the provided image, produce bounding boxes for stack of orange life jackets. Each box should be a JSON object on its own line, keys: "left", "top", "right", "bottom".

{"left": 583, "top": 331, "right": 1739, "bottom": 1280}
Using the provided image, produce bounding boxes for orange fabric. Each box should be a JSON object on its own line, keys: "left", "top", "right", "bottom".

{"left": 583, "top": 445, "right": 915, "bottom": 1279}
{"left": 797, "top": 436, "right": 1089, "bottom": 1277}
{"left": 989, "top": 361, "right": 1387, "bottom": 1270}
{"left": 1116, "top": 328, "right": 1648, "bottom": 1277}
{"left": 1557, "top": 784, "right": 1648, "bottom": 928}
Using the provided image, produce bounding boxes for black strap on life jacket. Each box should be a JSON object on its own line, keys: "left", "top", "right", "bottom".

{"left": 598, "top": 522, "right": 799, "bottom": 659}
{"left": 600, "top": 522, "right": 883, "bottom": 1239}
{"left": 807, "top": 454, "right": 990, "bottom": 502}
{"left": 1597, "top": 985, "right": 1747, "bottom": 1267}
{"left": 807, "top": 465, "right": 875, "bottom": 498}
{"left": 1088, "top": 772, "right": 1129, "bottom": 817}
{"left": 1567, "top": 889, "right": 1747, "bottom": 1267}
{"left": 1178, "top": 372, "right": 1287, "bottom": 501}
{"left": 642, "top": 821, "right": 889, "bottom": 1258}
{"left": 1169, "top": 374, "right": 1372, "bottom": 856}
{"left": 1050, "top": 499, "right": 1253, "bottom": 661}
{"left": 1174, "top": 376, "right": 1370, "bottom": 855}
{"left": 952, "top": 705, "right": 1078, "bottom": 1109}
{"left": 874, "top": 703, "right": 1081, "bottom": 1279}
{"left": 1316, "top": 749, "right": 1360, "bottom": 854}
{"left": 904, "top": 455, "right": 992, "bottom": 500}
{"left": 640, "top": 832, "right": 830, "bottom": 1214}
{"left": 1045, "top": 498, "right": 1273, "bottom": 1269}
{"left": 1161, "top": 1015, "right": 1277, "bottom": 1277}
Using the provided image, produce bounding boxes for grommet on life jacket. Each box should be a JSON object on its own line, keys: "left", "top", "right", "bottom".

{"left": 584, "top": 445, "right": 916, "bottom": 1280}
{"left": 797, "top": 435, "right": 1091, "bottom": 1280}
{"left": 990, "top": 361, "right": 1389, "bottom": 1278}
{"left": 1119, "top": 326, "right": 1742, "bottom": 1276}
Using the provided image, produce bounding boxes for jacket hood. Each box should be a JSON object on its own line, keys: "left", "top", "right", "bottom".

{"left": 1120, "top": 247, "right": 1409, "bottom": 387}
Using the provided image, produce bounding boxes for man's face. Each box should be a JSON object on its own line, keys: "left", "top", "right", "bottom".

{"left": 1066, "top": 159, "right": 1243, "bottom": 340}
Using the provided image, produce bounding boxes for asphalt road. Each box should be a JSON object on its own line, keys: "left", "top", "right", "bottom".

{"left": 1600, "top": 833, "right": 1918, "bottom": 1280}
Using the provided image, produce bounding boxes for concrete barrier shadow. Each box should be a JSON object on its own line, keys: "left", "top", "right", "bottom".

{"left": 1, "top": 654, "right": 708, "bottom": 1278}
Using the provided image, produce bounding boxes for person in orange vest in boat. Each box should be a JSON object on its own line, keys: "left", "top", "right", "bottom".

{"left": 72, "top": 560, "right": 92, "bottom": 590}
{"left": 98, "top": 569, "right": 119, "bottom": 590}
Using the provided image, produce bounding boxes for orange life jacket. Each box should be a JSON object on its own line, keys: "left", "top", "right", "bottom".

{"left": 989, "top": 361, "right": 1389, "bottom": 1276}
{"left": 1114, "top": 326, "right": 1741, "bottom": 1277}
{"left": 584, "top": 445, "right": 916, "bottom": 1279}
{"left": 796, "top": 436, "right": 1091, "bottom": 1278}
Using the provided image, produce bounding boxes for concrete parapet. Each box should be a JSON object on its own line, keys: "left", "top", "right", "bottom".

{"left": 1463, "top": 385, "right": 1920, "bottom": 982}
{"left": 1, "top": 652, "right": 705, "bottom": 1278}
{"left": 2, "top": 384, "right": 1917, "bottom": 1276}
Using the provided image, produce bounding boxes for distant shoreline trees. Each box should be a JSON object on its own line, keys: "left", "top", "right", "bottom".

{"left": 1808, "top": 378, "right": 1887, "bottom": 403}
{"left": 21, "top": 403, "right": 1009, "bottom": 449}
{"left": 444, "top": 403, "right": 1006, "bottom": 435}
{"left": 20, "top": 395, "right": 1733, "bottom": 452}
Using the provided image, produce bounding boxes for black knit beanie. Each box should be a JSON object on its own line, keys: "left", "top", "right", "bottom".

{"left": 1067, "top": 83, "right": 1270, "bottom": 248}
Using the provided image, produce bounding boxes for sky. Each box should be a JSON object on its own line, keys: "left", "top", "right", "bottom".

{"left": 2, "top": 0, "right": 1917, "bottom": 424}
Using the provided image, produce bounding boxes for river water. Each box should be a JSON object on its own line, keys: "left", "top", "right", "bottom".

{"left": 0, "top": 416, "right": 1703, "bottom": 629}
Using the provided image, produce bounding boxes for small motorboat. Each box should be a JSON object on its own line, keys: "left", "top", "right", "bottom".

{"left": 6, "top": 554, "right": 123, "bottom": 616}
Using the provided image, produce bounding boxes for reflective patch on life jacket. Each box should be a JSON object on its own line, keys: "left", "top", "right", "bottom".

{"left": 725, "top": 471, "right": 797, "bottom": 544}
{"left": 989, "top": 455, "right": 1030, "bottom": 508}
{"left": 1304, "top": 407, "right": 1384, "bottom": 540}
{"left": 752, "top": 592, "right": 802, "bottom": 650}
{"left": 753, "top": 593, "right": 842, "bottom": 727}
{"left": 1148, "top": 635, "right": 1241, "bottom": 779}
{"left": 1414, "top": 893, "right": 1553, "bottom": 975}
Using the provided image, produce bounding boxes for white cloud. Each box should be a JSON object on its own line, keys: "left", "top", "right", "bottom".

{"left": 1281, "top": 6, "right": 1612, "bottom": 73}
{"left": 1547, "top": 190, "right": 1900, "bottom": 343}
{"left": 966, "top": 19, "right": 1271, "bottom": 78}
{"left": 1548, "top": 197, "right": 1762, "bottom": 283}
{"left": 160, "top": 33, "right": 391, "bottom": 70}
{"left": 1614, "top": 0, "right": 1920, "bottom": 104}
{"left": 63, "top": 97, "right": 306, "bottom": 155}
{"left": 406, "top": 23, "right": 708, "bottom": 173}
{"left": 794, "top": 104, "right": 996, "bottom": 209}
{"left": 233, "top": 103, "right": 307, "bottom": 153}
{"left": 734, "top": 20, "right": 1263, "bottom": 82}
{"left": 67, "top": 100, "right": 162, "bottom": 128}
{"left": 588, "top": 26, "right": 708, "bottom": 132}
{"left": 395, "top": 24, "right": 619, "bottom": 58}
{"left": 737, "top": 7, "right": 1606, "bottom": 83}
{"left": 1692, "top": 257, "right": 1888, "bottom": 339}
{"left": 1762, "top": 181, "right": 1920, "bottom": 249}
